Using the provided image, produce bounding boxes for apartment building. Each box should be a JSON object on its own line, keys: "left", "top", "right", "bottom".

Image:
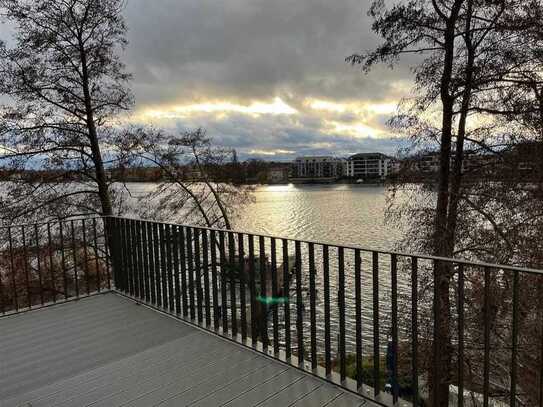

{"left": 345, "top": 153, "right": 394, "bottom": 179}
{"left": 294, "top": 156, "right": 345, "bottom": 178}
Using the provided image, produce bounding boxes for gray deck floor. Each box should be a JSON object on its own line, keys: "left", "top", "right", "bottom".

{"left": 0, "top": 293, "right": 371, "bottom": 407}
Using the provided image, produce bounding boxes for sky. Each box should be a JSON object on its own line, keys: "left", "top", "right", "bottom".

{"left": 4, "top": 0, "right": 416, "bottom": 162}
{"left": 122, "top": 0, "right": 416, "bottom": 161}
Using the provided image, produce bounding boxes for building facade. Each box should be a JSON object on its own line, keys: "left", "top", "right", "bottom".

{"left": 294, "top": 156, "right": 345, "bottom": 178}
{"left": 346, "top": 153, "right": 394, "bottom": 179}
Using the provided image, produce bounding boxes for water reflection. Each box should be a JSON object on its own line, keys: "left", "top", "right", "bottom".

{"left": 233, "top": 184, "right": 401, "bottom": 250}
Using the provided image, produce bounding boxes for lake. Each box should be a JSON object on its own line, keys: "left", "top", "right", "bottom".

{"left": 127, "top": 183, "right": 402, "bottom": 250}
{"left": 126, "top": 183, "right": 407, "bottom": 355}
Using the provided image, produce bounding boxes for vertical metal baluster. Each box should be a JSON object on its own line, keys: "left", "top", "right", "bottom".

{"left": 92, "top": 219, "right": 101, "bottom": 292}
{"left": 141, "top": 221, "right": 150, "bottom": 303}
{"left": 271, "top": 238, "right": 279, "bottom": 356}
{"left": 153, "top": 222, "right": 162, "bottom": 305}
{"left": 103, "top": 217, "right": 112, "bottom": 289}
{"left": 147, "top": 222, "right": 156, "bottom": 304}
{"left": 117, "top": 219, "right": 124, "bottom": 292}
{"left": 372, "top": 251, "right": 380, "bottom": 396}
{"left": 102, "top": 218, "right": 112, "bottom": 290}
{"left": 411, "top": 257, "right": 419, "bottom": 406}
{"left": 219, "top": 231, "right": 228, "bottom": 333}
{"left": 126, "top": 219, "right": 132, "bottom": 294}
{"left": 128, "top": 220, "right": 140, "bottom": 298}
{"left": 166, "top": 224, "right": 175, "bottom": 312}
{"left": 123, "top": 220, "right": 131, "bottom": 295}
{"left": 21, "top": 226, "right": 32, "bottom": 308}
{"left": 112, "top": 218, "right": 126, "bottom": 292}
{"left": 323, "top": 244, "right": 331, "bottom": 377}
{"left": 210, "top": 230, "right": 219, "bottom": 330}
{"left": 59, "top": 222, "right": 68, "bottom": 299}
{"left": 126, "top": 219, "right": 135, "bottom": 297}
{"left": 483, "top": 267, "right": 491, "bottom": 407}
{"left": 108, "top": 217, "right": 118, "bottom": 290}
{"left": 21, "top": 226, "right": 31, "bottom": 307}
{"left": 432, "top": 260, "right": 440, "bottom": 407}
{"left": 202, "top": 229, "right": 211, "bottom": 325}
{"left": 308, "top": 242, "right": 317, "bottom": 371}
{"left": 283, "top": 239, "right": 291, "bottom": 360}
{"left": 153, "top": 222, "right": 162, "bottom": 307}
{"left": 238, "top": 233, "right": 247, "bottom": 341}
{"left": 355, "top": 249, "right": 362, "bottom": 390}
{"left": 8, "top": 227, "right": 18, "bottom": 311}
{"left": 510, "top": 269, "right": 519, "bottom": 407}
{"left": 295, "top": 240, "right": 304, "bottom": 367}
{"left": 179, "top": 227, "right": 188, "bottom": 317}
{"left": 339, "top": 247, "right": 346, "bottom": 382}
{"left": 137, "top": 221, "right": 146, "bottom": 301}
{"left": 126, "top": 220, "right": 135, "bottom": 297}
{"left": 172, "top": 225, "right": 181, "bottom": 314}
{"left": 458, "top": 263, "right": 465, "bottom": 407}
{"left": 82, "top": 220, "right": 90, "bottom": 296}
{"left": 70, "top": 221, "right": 79, "bottom": 298}
{"left": 133, "top": 220, "right": 142, "bottom": 299}
{"left": 249, "top": 234, "right": 257, "bottom": 346}
{"left": 34, "top": 224, "right": 44, "bottom": 305}
{"left": 130, "top": 220, "right": 138, "bottom": 297}
{"left": 157, "top": 223, "right": 168, "bottom": 309}
{"left": 112, "top": 218, "right": 121, "bottom": 291}
{"left": 159, "top": 223, "right": 168, "bottom": 309}
{"left": 391, "top": 254, "right": 399, "bottom": 404}
{"left": 194, "top": 228, "right": 203, "bottom": 323}
{"left": 47, "top": 223, "right": 56, "bottom": 302}
{"left": 229, "top": 232, "right": 238, "bottom": 337}
{"left": 186, "top": 227, "right": 195, "bottom": 319}
{"left": 259, "top": 236, "right": 268, "bottom": 352}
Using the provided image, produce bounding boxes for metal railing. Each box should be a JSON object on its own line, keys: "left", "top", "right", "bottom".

{"left": 0, "top": 217, "right": 112, "bottom": 314}
{"left": 105, "top": 216, "right": 543, "bottom": 407}
{"left": 2, "top": 215, "right": 543, "bottom": 406}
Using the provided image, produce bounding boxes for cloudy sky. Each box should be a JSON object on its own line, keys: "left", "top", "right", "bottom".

{"left": 122, "top": 0, "right": 413, "bottom": 160}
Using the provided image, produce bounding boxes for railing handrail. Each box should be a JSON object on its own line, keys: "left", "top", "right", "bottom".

{"left": 105, "top": 215, "right": 543, "bottom": 276}
{"left": 0, "top": 215, "right": 103, "bottom": 230}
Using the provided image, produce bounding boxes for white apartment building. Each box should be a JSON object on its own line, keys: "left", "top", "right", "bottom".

{"left": 346, "top": 153, "right": 394, "bottom": 179}
{"left": 294, "top": 156, "right": 345, "bottom": 178}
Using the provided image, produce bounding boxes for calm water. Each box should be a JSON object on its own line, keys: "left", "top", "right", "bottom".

{"left": 233, "top": 184, "right": 401, "bottom": 250}
{"left": 127, "top": 182, "right": 401, "bottom": 250}
{"left": 128, "top": 183, "right": 407, "bottom": 353}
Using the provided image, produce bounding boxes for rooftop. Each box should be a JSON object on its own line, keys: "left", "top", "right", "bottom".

{"left": 0, "top": 293, "right": 369, "bottom": 407}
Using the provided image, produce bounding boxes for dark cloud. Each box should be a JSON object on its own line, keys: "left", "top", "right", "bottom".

{"left": 121, "top": 0, "right": 415, "bottom": 158}
{"left": 123, "top": 0, "right": 413, "bottom": 106}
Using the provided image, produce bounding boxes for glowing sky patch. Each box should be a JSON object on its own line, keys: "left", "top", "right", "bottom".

{"left": 248, "top": 149, "right": 296, "bottom": 156}
{"left": 307, "top": 98, "right": 396, "bottom": 115}
{"left": 326, "top": 120, "right": 387, "bottom": 138}
{"left": 140, "top": 97, "right": 298, "bottom": 120}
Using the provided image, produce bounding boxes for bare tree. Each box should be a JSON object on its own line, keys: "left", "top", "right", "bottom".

{"left": 0, "top": 0, "right": 132, "bottom": 224}
{"left": 111, "top": 127, "right": 254, "bottom": 230}
{"left": 349, "top": 0, "right": 543, "bottom": 404}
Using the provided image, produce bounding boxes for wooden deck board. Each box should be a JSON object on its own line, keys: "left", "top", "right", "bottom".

{"left": 0, "top": 293, "right": 375, "bottom": 407}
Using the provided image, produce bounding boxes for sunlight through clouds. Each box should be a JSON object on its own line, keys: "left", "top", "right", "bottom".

{"left": 306, "top": 98, "right": 397, "bottom": 116}
{"left": 248, "top": 149, "right": 296, "bottom": 156}
{"left": 139, "top": 97, "right": 298, "bottom": 120}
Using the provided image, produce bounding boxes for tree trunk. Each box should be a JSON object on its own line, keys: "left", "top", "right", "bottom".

{"left": 431, "top": 2, "right": 464, "bottom": 405}
{"left": 79, "top": 37, "right": 112, "bottom": 217}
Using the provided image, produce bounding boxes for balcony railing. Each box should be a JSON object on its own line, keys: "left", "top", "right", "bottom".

{"left": 0, "top": 217, "right": 111, "bottom": 314}
{"left": 1, "top": 215, "right": 543, "bottom": 406}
